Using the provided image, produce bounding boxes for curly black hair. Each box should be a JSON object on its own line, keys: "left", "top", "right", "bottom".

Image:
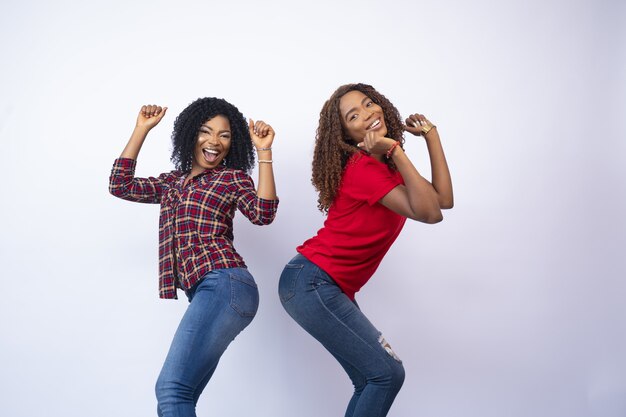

{"left": 170, "top": 97, "right": 255, "bottom": 173}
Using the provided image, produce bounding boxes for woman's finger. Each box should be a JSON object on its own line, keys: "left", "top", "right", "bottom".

{"left": 156, "top": 107, "right": 167, "bottom": 120}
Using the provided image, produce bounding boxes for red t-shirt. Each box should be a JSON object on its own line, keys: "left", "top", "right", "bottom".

{"left": 297, "top": 151, "right": 407, "bottom": 299}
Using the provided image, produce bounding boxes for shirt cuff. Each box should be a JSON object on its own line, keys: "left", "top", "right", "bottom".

{"left": 258, "top": 196, "right": 279, "bottom": 210}
{"left": 113, "top": 157, "right": 137, "bottom": 170}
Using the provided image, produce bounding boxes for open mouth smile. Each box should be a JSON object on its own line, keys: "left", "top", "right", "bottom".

{"left": 367, "top": 119, "right": 382, "bottom": 130}
{"left": 202, "top": 148, "right": 220, "bottom": 163}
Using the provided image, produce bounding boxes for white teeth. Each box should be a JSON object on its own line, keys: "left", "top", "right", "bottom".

{"left": 368, "top": 119, "right": 381, "bottom": 129}
{"left": 203, "top": 148, "right": 218, "bottom": 154}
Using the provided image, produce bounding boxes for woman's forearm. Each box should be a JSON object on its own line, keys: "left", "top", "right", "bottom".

{"left": 255, "top": 149, "right": 277, "bottom": 200}
{"left": 424, "top": 128, "right": 454, "bottom": 209}
{"left": 120, "top": 126, "right": 150, "bottom": 160}
{"left": 390, "top": 147, "right": 442, "bottom": 222}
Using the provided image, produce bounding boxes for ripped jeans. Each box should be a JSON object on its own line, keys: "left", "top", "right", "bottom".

{"left": 279, "top": 254, "right": 405, "bottom": 417}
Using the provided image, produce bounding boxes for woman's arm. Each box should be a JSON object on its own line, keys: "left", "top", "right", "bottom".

{"left": 120, "top": 105, "right": 167, "bottom": 159}
{"left": 357, "top": 114, "right": 453, "bottom": 223}
{"left": 248, "top": 119, "right": 277, "bottom": 200}
{"left": 405, "top": 114, "right": 453, "bottom": 209}
{"left": 232, "top": 119, "right": 279, "bottom": 226}
{"left": 109, "top": 105, "right": 169, "bottom": 203}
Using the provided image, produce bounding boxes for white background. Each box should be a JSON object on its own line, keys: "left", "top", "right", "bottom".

{"left": 1, "top": 0, "right": 625, "bottom": 416}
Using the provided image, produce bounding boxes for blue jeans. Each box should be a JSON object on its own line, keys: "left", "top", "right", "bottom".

{"left": 279, "top": 254, "right": 405, "bottom": 417}
{"left": 155, "top": 268, "right": 259, "bottom": 417}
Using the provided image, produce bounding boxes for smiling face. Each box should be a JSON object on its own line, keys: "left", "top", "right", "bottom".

{"left": 339, "top": 90, "right": 388, "bottom": 143}
{"left": 191, "top": 114, "right": 232, "bottom": 174}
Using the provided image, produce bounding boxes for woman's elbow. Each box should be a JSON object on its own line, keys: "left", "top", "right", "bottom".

{"left": 109, "top": 185, "right": 126, "bottom": 199}
{"left": 440, "top": 201, "right": 454, "bottom": 210}
{"left": 109, "top": 184, "right": 122, "bottom": 197}
{"left": 250, "top": 214, "right": 276, "bottom": 226}
{"left": 408, "top": 209, "right": 443, "bottom": 224}
{"left": 425, "top": 212, "right": 444, "bottom": 224}
{"left": 437, "top": 196, "right": 454, "bottom": 210}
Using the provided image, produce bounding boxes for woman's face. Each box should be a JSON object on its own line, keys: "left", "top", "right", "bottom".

{"left": 338, "top": 90, "right": 387, "bottom": 142}
{"left": 192, "top": 114, "right": 232, "bottom": 172}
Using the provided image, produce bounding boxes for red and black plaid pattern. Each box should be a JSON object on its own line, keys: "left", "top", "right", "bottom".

{"left": 109, "top": 158, "right": 278, "bottom": 299}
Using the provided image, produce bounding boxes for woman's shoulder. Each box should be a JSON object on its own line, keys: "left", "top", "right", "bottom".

{"left": 345, "top": 151, "right": 387, "bottom": 173}
{"left": 158, "top": 169, "right": 184, "bottom": 182}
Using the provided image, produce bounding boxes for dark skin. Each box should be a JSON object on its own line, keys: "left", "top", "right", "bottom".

{"left": 120, "top": 104, "right": 277, "bottom": 199}
{"left": 339, "top": 90, "right": 453, "bottom": 223}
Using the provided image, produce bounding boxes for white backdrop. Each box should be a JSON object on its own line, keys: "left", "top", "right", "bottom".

{"left": 1, "top": 0, "right": 625, "bottom": 416}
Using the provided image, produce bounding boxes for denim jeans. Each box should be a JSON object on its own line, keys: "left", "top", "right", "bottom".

{"left": 155, "top": 267, "right": 259, "bottom": 417}
{"left": 279, "top": 254, "right": 405, "bottom": 417}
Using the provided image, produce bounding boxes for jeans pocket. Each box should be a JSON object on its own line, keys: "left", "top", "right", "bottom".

{"left": 229, "top": 270, "right": 259, "bottom": 318}
{"left": 278, "top": 263, "right": 304, "bottom": 304}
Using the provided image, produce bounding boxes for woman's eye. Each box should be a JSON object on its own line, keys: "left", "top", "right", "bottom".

{"left": 221, "top": 135, "right": 231, "bottom": 139}
{"left": 350, "top": 114, "right": 358, "bottom": 121}
{"left": 366, "top": 101, "right": 373, "bottom": 107}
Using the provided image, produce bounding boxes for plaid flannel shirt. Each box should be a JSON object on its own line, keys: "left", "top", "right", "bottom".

{"left": 109, "top": 158, "right": 278, "bottom": 299}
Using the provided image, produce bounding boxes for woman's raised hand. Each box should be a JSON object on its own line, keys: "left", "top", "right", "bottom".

{"left": 120, "top": 105, "right": 168, "bottom": 160}
{"left": 136, "top": 105, "right": 168, "bottom": 131}
{"left": 403, "top": 113, "right": 436, "bottom": 137}
{"left": 249, "top": 119, "right": 275, "bottom": 150}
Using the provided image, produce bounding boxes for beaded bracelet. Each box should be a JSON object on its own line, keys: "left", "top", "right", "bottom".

{"left": 386, "top": 141, "right": 400, "bottom": 159}
{"left": 258, "top": 160, "right": 273, "bottom": 164}
{"left": 256, "top": 147, "right": 272, "bottom": 151}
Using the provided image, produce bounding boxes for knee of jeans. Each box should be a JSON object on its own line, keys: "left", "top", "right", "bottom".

{"left": 390, "top": 361, "right": 406, "bottom": 390}
{"left": 369, "top": 360, "right": 405, "bottom": 393}
{"left": 155, "top": 376, "right": 194, "bottom": 404}
{"left": 376, "top": 361, "right": 405, "bottom": 393}
{"left": 155, "top": 377, "right": 169, "bottom": 402}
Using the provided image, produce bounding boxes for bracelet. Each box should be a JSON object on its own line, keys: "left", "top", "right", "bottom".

{"left": 386, "top": 141, "right": 401, "bottom": 159}
{"left": 256, "top": 147, "right": 272, "bottom": 151}
{"left": 258, "top": 159, "right": 273, "bottom": 164}
{"left": 421, "top": 125, "right": 436, "bottom": 135}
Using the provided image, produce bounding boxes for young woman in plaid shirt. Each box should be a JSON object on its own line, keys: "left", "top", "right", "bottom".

{"left": 109, "top": 97, "right": 278, "bottom": 417}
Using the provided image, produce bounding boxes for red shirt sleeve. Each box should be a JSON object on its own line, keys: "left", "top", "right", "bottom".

{"left": 341, "top": 152, "right": 403, "bottom": 205}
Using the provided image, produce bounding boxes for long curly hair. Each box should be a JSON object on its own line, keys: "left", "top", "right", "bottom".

{"left": 312, "top": 83, "right": 405, "bottom": 213}
{"left": 170, "top": 97, "right": 254, "bottom": 173}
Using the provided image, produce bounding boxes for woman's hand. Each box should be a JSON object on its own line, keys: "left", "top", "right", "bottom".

{"left": 249, "top": 119, "right": 275, "bottom": 150}
{"left": 403, "top": 113, "right": 436, "bottom": 138}
{"left": 136, "top": 105, "right": 167, "bottom": 131}
{"left": 356, "top": 131, "right": 396, "bottom": 155}
{"left": 120, "top": 105, "right": 167, "bottom": 160}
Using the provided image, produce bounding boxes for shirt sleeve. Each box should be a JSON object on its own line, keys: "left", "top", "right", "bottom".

{"left": 108, "top": 158, "right": 171, "bottom": 204}
{"left": 232, "top": 170, "right": 279, "bottom": 225}
{"left": 342, "top": 153, "right": 403, "bottom": 205}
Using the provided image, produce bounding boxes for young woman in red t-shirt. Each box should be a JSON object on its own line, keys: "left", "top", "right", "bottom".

{"left": 279, "top": 83, "right": 453, "bottom": 417}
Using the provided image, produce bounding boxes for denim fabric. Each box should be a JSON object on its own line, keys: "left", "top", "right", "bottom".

{"left": 155, "top": 268, "right": 259, "bottom": 417}
{"left": 279, "top": 254, "right": 405, "bottom": 417}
